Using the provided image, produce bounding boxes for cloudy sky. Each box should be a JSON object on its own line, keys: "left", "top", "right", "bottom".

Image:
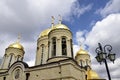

{"left": 0, "top": 0, "right": 120, "bottom": 80}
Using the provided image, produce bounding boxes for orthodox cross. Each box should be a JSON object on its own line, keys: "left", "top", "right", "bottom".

{"left": 17, "top": 33, "right": 21, "bottom": 43}
{"left": 58, "top": 15, "right": 62, "bottom": 24}
{"left": 51, "top": 16, "right": 55, "bottom": 27}
{"left": 78, "top": 41, "right": 83, "bottom": 49}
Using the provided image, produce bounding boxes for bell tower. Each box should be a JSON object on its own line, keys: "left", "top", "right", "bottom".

{"left": 47, "top": 16, "right": 73, "bottom": 63}
{"left": 0, "top": 36, "right": 25, "bottom": 69}
{"left": 35, "top": 16, "right": 74, "bottom": 65}
{"left": 75, "top": 47, "right": 91, "bottom": 68}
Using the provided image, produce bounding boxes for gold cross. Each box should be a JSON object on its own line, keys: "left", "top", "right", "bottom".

{"left": 51, "top": 16, "right": 55, "bottom": 26}
{"left": 58, "top": 15, "right": 62, "bottom": 24}
{"left": 17, "top": 33, "right": 21, "bottom": 42}
{"left": 78, "top": 40, "right": 82, "bottom": 48}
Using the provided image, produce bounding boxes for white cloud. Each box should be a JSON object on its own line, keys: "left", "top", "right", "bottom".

{"left": 22, "top": 41, "right": 36, "bottom": 62}
{"left": 85, "top": 13, "right": 120, "bottom": 56}
{"left": 99, "top": 0, "right": 120, "bottom": 17}
{"left": 76, "top": 30, "right": 87, "bottom": 44}
{"left": 75, "top": 13, "right": 120, "bottom": 80}
{"left": 0, "top": 34, "right": 15, "bottom": 56}
{"left": 72, "top": 1, "right": 92, "bottom": 18}
{"left": 26, "top": 60, "right": 35, "bottom": 67}
{"left": 73, "top": 44, "right": 80, "bottom": 57}
{"left": 0, "top": 0, "right": 76, "bottom": 34}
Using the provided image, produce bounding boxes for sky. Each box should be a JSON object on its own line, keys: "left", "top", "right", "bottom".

{"left": 0, "top": 0, "right": 120, "bottom": 80}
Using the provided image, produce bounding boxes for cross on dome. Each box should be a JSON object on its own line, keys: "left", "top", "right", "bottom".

{"left": 58, "top": 15, "right": 62, "bottom": 24}
{"left": 51, "top": 16, "right": 55, "bottom": 27}
{"left": 17, "top": 33, "right": 21, "bottom": 43}
{"left": 78, "top": 40, "right": 83, "bottom": 48}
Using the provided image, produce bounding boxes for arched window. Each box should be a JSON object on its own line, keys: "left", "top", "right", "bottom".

{"left": 80, "top": 60, "right": 83, "bottom": 67}
{"left": 62, "top": 37, "right": 67, "bottom": 55}
{"left": 17, "top": 55, "right": 21, "bottom": 61}
{"left": 86, "top": 59, "right": 88, "bottom": 66}
{"left": 83, "top": 61, "right": 85, "bottom": 67}
{"left": 48, "top": 41, "right": 50, "bottom": 59}
{"left": 3, "top": 77, "right": 6, "bottom": 80}
{"left": 52, "top": 37, "right": 56, "bottom": 57}
{"left": 41, "top": 44, "right": 44, "bottom": 64}
{"left": 70, "top": 39, "right": 73, "bottom": 57}
{"left": 8, "top": 53, "right": 14, "bottom": 67}
{"left": 26, "top": 73, "right": 30, "bottom": 80}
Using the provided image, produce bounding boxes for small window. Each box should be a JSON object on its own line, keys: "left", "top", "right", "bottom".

{"left": 41, "top": 44, "right": 44, "bottom": 64}
{"left": 37, "top": 47, "right": 39, "bottom": 50}
{"left": 86, "top": 75, "right": 87, "bottom": 80}
{"left": 86, "top": 59, "right": 88, "bottom": 66}
{"left": 17, "top": 55, "right": 21, "bottom": 61}
{"left": 70, "top": 39, "right": 73, "bottom": 57}
{"left": 52, "top": 37, "right": 56, "bottom": 57}
{"left": 62, "top": 37, "right": 67, "bottom": 55}
{"left": 26, "top": 73, "right": 30, "bottom": 80}
{"left": 8, "top": 53, "right": 14, "bottom": 67}
{"left": 3, "top": 77, "right": 6, "bottom": 80}
{"left": 80, "top": 60, "right": 83, "bottom": 66}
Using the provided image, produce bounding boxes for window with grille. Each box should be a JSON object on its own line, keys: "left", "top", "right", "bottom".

{"left": 52, "top": 37, "right": 56, "bottom": 57}
{"left": 62, "top": 37, "right": 67, "bottom": 55}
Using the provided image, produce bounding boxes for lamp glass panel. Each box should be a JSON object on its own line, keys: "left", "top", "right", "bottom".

{"left": 103, "top": 53, "right": 107, "bottom": 59}
{"left": 99, "top": 53, "right": 103, "bottom": 59}
{"left": 96, "top": 55, "right": 102, "bottom": 62}
{"left": 109, "top": 54, "right": 115, "bottom": 61}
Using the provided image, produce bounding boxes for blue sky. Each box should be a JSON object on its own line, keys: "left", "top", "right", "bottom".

{"left": 63, "top": 0, "right": 109, "bottom": 45}
{"left": 64, "top": 0, "right": 107, "bottom": 33}
{"left": 0, "top": 0, "right": 120, "bottom": 80}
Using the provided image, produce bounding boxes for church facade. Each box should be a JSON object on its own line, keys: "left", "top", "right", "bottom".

{"left": 0, "top": 18, "right": 104, "bottom": 80}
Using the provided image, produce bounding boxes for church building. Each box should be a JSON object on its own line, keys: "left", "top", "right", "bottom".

{"left": 0, "top": 17, "right": 104, "bottom": 80}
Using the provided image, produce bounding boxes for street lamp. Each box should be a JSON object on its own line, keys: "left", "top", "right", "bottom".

{"left": 95, "top": 43, "right": 116, "bottom": 80}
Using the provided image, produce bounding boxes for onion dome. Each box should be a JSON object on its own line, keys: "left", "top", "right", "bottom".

{"left": 39, "top": 29, "right": 51, "bottom": 38}
{"left": 52, "top": 24, "right": 70, "bottom": 30}
{"left": 87, "top": 70, "right": 100, "bottom": 79}
{"left": 8, "top": 42, "right": 24, "bottom": 50}
{"left": 76, "top": 47, "right": 88, "bottom": 56}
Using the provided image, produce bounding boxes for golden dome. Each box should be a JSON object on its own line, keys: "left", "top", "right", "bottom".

{"left": 8, "top": 42, "right": 24, "bottom": 50}
{"left": 87, "top": 70, "right": 100, "bottom": 79}
{"left": 39, "top": 29, "right": 51, "bottom": 37}
{"left": 52, "top": 24, "right": 70, "bottom": 30}
{"left": 76, "top": 47, "right": 88, "bottom": 56}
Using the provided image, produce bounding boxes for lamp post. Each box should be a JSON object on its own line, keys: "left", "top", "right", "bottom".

{"left": 95, "top": 43, "right": 116, "bottom": 80}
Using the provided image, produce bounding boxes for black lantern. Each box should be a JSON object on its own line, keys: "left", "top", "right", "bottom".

{"left": 95, "top": 43, "right": 116, "bottom": 80}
